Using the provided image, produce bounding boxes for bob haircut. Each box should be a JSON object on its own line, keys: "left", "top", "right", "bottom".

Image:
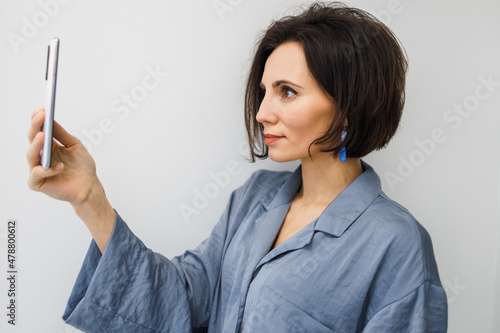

{"left": 244, "top": 1, "right": 408, "bottom": 161}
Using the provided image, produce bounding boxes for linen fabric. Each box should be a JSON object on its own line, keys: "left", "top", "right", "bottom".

{"left": 63, "top": 161, "right": 447, "bottom": 332}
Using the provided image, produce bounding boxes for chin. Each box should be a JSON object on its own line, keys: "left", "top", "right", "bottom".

{"left": 267, "top": 151, "right": 300, "bottom": 163}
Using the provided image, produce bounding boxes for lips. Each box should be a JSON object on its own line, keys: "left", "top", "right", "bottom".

{"left": 264, "top": 134, "right": 284, "bottom": 145}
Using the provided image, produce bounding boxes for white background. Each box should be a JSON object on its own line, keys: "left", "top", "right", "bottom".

{"left": 1, "top": 0, "right": 499, "bottom": 332}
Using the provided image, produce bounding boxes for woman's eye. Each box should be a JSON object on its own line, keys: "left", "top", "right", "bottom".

{"left": 281, "top": 86, "right": 297, "bottom": 99}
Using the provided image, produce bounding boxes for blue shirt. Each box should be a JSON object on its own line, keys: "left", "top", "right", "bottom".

{"left": 63, "top": 161, "right": 447, "bottom": 332}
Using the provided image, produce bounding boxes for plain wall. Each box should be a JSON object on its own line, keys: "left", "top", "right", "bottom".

{"left": 1, "top": 0, "right": 499, "bottom": 332}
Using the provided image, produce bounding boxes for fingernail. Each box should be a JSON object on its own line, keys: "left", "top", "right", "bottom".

{"left": 55, "top": 163, "right": 63, "bottom": 171}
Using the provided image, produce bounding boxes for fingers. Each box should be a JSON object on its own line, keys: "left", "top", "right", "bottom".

{"left": 28, "top": 108, "right": 80, "bottom": 147}
{"left": 27, "top": 163, "right": 64, "bottom": 192}
{"left": 26, "top": 129, "right": 65, "bottom": 191}
{"left": 26, "top": 131, "right": 44, "bottom": 168}
{"left": 27, "top": 107, "right": 65, "bottom": 193}
{"left": 26, "top": 131, "right": 63, "bottom": 170}
{"left": 27, "top": 108, "right": 45, "bottom": 143}
{"left": 31, "top": 107, "right": 43, "bottom": 120}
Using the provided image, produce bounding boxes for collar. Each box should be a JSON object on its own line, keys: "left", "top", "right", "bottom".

{"left": 260, "top": 160, "right": 382, "bottom": 237}
{"left": 315, "top": 160, "right": 382, "bottom": 237}
{"left": 258, "top": 165, "right": 302, "bottom": 210}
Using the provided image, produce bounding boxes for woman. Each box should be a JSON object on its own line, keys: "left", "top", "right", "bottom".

{"left": 27, "top": 2, "right": 447, "bottom": 332}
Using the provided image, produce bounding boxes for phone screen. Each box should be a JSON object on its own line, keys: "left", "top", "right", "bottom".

{"left": 41, "top": 37, "right": 59, "bottom": 169}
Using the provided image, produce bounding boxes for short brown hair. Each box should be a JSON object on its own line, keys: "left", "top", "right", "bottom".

{"left": 244, "top": 1, "right": 408, "bottom": 161}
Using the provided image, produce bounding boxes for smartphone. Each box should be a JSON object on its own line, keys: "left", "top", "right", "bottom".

{"left": 41, "top": 37, "right": 60, "bottom": 169}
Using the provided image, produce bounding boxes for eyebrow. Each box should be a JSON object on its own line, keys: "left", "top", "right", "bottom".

{"left": 260, "top": 79, "right": 304, "bottom": 89}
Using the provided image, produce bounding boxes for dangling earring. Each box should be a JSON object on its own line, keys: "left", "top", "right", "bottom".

{"left": 339, "top": 130, "right": 347, "bottom": 163}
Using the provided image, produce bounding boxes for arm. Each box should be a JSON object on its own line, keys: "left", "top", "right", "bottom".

{"left": 27, "top": 108, "right": 115, "bottom": 252}
{"left": 27, "top": 108, "right": 251, "bottom": 331}
{"left": 62, "top": 213, "right": 193, "bottom": 332}
{"left": 361, "top": 281, "right": 448, "bottom": 333}
{"left": 358, "top": 211, "right": 448, "bottom": 333}
{"left": 62, "top": 186, "right": 243, "bottom": 332}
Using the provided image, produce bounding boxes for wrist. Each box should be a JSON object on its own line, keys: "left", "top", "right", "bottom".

{"left": 72, "top": 180, "right": 116, "bottom": 253}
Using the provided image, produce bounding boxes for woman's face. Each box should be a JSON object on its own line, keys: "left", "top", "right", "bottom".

{"left": 257, "top": 41, "right": 335, "bottom": 163}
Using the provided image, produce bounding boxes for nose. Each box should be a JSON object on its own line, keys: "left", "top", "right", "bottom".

{"left": 256, "top": 95, "right": 278, "bottom": 125}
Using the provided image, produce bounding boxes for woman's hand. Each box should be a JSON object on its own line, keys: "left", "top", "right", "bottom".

{"left": 27, "top": 108, "right": 98, "bottom": 204}
{"left": 27, "top": 108, "right": 116, "bottom": 253}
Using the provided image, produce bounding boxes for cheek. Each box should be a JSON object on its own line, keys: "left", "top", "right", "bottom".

{"left": 280, "top": 95, "right": 334, "bottom": 144}
{"left": 309, "top": 105, "right": 334, "bottom": 136}
{"left": 282, "top": 116, "right": 314, "bottom": 144}
{"left": 280, "top": 102, "right": 316, "bottom": 133}
{"left": 285, "top": 110, "right": 331, "bottom": 139}
{"left": 281, "top": 114, "right": 304, "bottom": 132}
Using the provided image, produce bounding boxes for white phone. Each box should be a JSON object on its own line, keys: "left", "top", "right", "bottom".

{"left": 41, "top": 37, "right": 60, "bottom": 169}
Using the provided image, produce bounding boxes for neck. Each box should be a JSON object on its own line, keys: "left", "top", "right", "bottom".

{"left": 297, "top": 154, "right": 363, "bottom": 205}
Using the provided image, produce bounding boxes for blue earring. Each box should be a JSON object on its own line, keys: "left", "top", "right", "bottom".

{"left": 339, "top": 130, "right": 347, "bottom": 163}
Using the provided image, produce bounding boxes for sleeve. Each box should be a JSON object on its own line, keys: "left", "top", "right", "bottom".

{"left": 361, "top": 280, "right": 448, "bottom": 333}
{"left": 359, "top": 213, "right": 448, "bottom": 333}
{"left": 62, "top": 188, "right": 240, "bottom": 332}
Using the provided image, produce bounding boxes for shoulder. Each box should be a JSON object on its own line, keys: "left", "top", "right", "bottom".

{"left": 365, "top": 193, "right": 420, "bottom": 233}
{"left": 223, "top": 168, "right": 292, "bottom": 218}
{"left": 348, "top": 191, "right": 446, "bottom": 312}
{"left": 358, "top": 192, "right": 441, "bottom": 285}
{"left": 216, "top": 168, "right": 293, "bottom": 241}
{"left": 366, "top": 192, "right": 430, "bottom": 246}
